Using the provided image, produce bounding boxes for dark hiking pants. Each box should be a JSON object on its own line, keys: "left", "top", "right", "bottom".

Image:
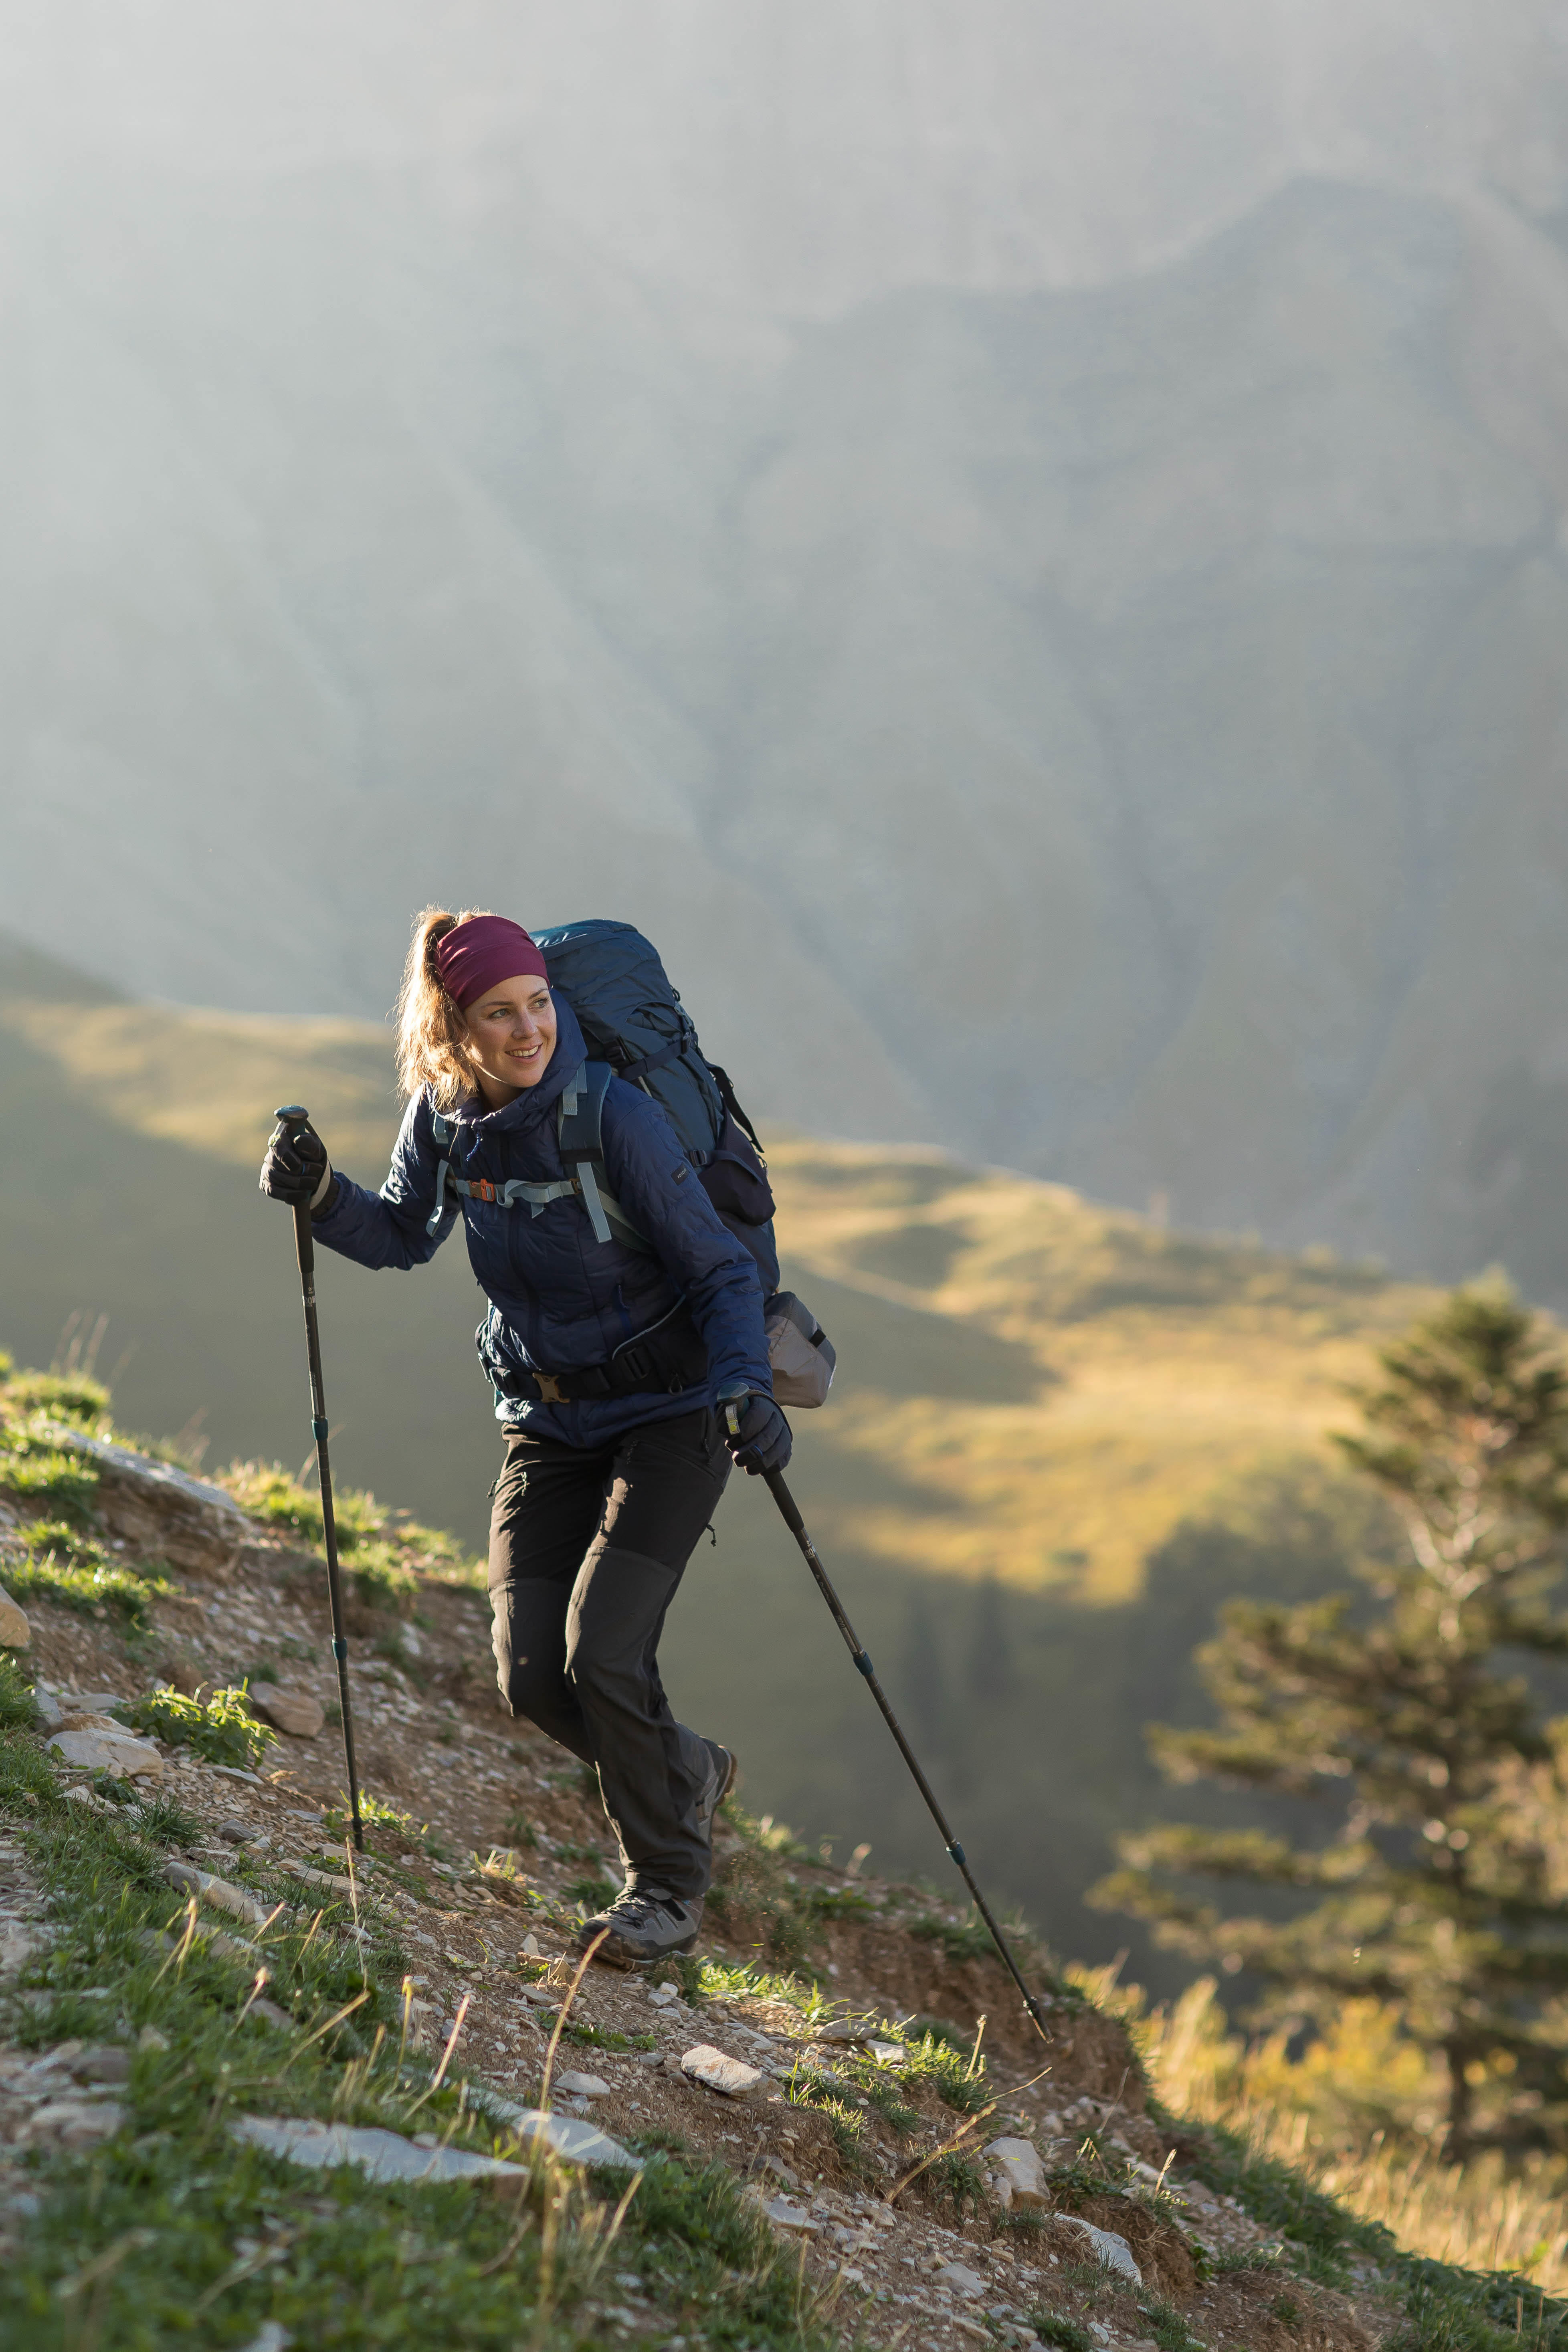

{"left": 487, "top": 1407, "right": 730, "bottom": 1904}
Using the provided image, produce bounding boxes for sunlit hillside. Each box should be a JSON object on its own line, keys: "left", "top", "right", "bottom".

{"left": 0, "top": 936, "right": 1446, "bottom": 1978}
{"left": 767, "top": 1134, "right": 1430, "bottom": 1604}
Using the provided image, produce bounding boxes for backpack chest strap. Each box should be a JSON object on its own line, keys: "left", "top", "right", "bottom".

{"left": 424, "top": 1068, "right": 649, "bottom": 1251}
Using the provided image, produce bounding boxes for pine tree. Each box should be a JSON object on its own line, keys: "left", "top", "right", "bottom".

{"left": 1095, "top": 1284, "right": 1568, "bottom": 2160}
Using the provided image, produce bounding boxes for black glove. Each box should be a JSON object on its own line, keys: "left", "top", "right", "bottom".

{"left": 260, "top": 1113, "right": 337, "bottom": 1216}
{"left": 717, "top": 1384, "right": 792, "bottom": 1477}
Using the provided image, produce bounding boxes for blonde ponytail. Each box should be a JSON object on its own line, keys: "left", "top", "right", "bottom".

{"left": 394, "top": 905, "right": 495, "bottom": 1107}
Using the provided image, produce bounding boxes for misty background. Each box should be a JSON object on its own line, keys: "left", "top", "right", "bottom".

{"left": 5, "top": 0, "right": 1568, "bottom": 1289}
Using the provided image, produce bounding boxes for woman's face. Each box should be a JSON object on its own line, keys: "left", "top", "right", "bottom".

{"left": 462, "top": 973, "right": 559, "bottom": 1106}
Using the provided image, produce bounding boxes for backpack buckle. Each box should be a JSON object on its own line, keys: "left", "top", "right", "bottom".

{"left": 471, "top": 1179, "right": 498, "bottom": 1203}
{"left": 533, "top": 1372, "right": 566, "bottom": 1403}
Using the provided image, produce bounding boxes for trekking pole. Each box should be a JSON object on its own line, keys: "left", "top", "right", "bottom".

{"left": 272, "top": 1106, "right": 364, "bottom": 1851}
{"left": 756, "top": 1457, "right": 1052, "bottom": 2044}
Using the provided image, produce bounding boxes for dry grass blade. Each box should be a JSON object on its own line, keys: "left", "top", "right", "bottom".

{"left": 539, "top": 1929, "right": 607, "bottom": 2112}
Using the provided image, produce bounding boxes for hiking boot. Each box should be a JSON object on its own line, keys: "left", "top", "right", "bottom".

{"left": 577, "top": 1886, "right": 703, "bottom": 1969}
{"left": 695, "top": 1740, "right": 738, "bottom": 1837}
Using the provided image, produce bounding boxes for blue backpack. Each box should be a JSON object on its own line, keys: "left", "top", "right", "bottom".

{"left": 428, "top": 919, "right": 780, "bottom": 1291}
{"left": 537, "top": 919, "right": 781, "bottom": 1292}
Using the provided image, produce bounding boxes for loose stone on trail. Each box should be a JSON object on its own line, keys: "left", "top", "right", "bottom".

{"left": 46, "top": 1727, "right": 163, "bottom": 1779}
{"left": 165, "top": 1860, "right": 270, "bottom": 1926}
{"left": 984, "top": 2135, "right": 1049, "bottom": 2206}
{"left": 232, "top": 2115, "right": 530, "bottom": 2185}
{"left": 1058, "top": 2215, "right": 1144, "bottom": 2284}
{"left": 681, "top": 2045, "right": 764, "bottom": 2096}
{"left": 554, "top": 2069, "right": 612, "bottom": 2098}
{"left": 0, "top": 1583, "right": 30, "bottom": 1646}
{"left": 248, "top": 1687, "right": 325, "bottom": 1738}
{"left": 760, "top": 2195, "right": 820, "bottom": 2234}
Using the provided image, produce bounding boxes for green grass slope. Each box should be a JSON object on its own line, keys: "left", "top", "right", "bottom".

{"left": 0, "top": 940, "right": 1444, "bottom": 1985}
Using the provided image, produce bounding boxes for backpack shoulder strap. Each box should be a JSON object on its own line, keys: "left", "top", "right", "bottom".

{"left": 558, "top": 1061, "right": 652, "bottom": 1252}
{"left": 425, "top": 1106, "right": 457, "bottom": 1235}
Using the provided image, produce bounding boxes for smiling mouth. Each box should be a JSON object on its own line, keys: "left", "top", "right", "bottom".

{"left": 507, "top": 1041, "right": 544, "bottom": 1060}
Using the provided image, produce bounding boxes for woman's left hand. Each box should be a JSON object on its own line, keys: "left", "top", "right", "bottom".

{"left": 718, "top": 1388, "right": 792, "bottom": 1477}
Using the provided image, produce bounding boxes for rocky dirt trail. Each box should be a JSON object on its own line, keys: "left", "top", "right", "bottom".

{"left": 0, "top": 1412, "right": 1398, "bottom": 2351}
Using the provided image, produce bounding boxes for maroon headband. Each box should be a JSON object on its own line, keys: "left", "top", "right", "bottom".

{"left": 434, "top": 915, "right": 550, "bottom": 1008}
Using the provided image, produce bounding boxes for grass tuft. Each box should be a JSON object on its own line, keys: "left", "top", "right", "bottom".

{"left": 0, "top": 1653, "right": 38, "bottom": 1729}
{"left": 4, "top": 1520, "right": 170, "bottom": 1631}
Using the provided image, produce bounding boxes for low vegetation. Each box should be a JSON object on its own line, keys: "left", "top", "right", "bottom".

{"left": 0, "top": 1722, "right": 841, "bottom": 2352}
{"left": 113, "top": 1681, "right": 277, "bottom": 1771}
{"left": 7, "top": 1334, "right": 1568, "bottom": 2348}
{"left": 219, "top": 1461, "right": 484, "bottom": 1611}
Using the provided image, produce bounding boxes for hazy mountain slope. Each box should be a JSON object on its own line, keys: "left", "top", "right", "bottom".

{"left": 6, "top": 135, "right": 1568, "bottom": 1283}
{"left": 0, "top": 947, "right": 1439, "bottom": 1975}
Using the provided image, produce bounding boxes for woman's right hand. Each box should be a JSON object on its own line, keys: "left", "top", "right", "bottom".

{"left": 260, "top": 1112, "right": 337, "bottom": 1215}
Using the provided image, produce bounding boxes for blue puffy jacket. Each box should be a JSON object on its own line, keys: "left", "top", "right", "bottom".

{"left": 311, "top": 997, "right": 771, "bottom": 1446}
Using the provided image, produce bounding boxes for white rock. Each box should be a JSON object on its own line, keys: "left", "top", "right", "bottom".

{"left": 451, "top": 2090, "right": 642, "bottom": 2171}
{"left": 20, "top": 2097, "right": 126, "bottom": 2148}
{"left": 935, "top": 2261, "right": 988, "bottom": 2298}
{"left": 232, "top": 2115, "right": 528, "bottom": 2184}
{"left": 1058, "top": 2216, "right": 1143, "bottom": 2285}
{"left": 985, "top": 2136, "right": 1049, "bottom": 2207}
{"left": 761, "top": 2195, "right": 821, "bottom": 2234}
{"left": 249, "top": 1687, "right": 324, "bottom": 1739}
{"left": 0, "top": 1584, "right": 30, "bottom": 1647}
{"left": 681, "top": 2044, "right": 763, "bottom": 2097}
{"left": 165, "top": 1860, "right": 269, "bottom": 1926}
{"left": 555, "top": 2069, "right": 611, "bottom": 2098}
{"left": 46, "top": 1728, "right": 163, "bottom": 1779}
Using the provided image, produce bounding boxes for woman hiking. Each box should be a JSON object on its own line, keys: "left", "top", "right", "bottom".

{"left": 259, "top": 908, "right": 791, "bottom": 1966}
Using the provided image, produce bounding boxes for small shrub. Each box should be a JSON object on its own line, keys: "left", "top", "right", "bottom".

{"left": 1140, "top": 2299, "right": 1206, "bottom": 2351}
{"left": 922, "top": 2150, "right": 987, "bottom": 2219}
{"left": 1030, "top": 2316, "right": 1093, "bottom": 2352}
{"left": 894, "top": 2029, "right": 990, "bottom": 2114}
{"left": 115, "top": 1682, "right": 276, "bottom": 1769}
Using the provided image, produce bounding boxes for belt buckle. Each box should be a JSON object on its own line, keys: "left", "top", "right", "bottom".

{"left": 473, "top": 1179, "right": 497, "bottom": 1203}
{"left": 534, "top": 1372, "right": 566, "bottom": 1404}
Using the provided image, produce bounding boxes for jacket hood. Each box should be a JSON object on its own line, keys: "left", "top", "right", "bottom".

{"left": 447, "top": 992, "right": 588, "bottom": 1138}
